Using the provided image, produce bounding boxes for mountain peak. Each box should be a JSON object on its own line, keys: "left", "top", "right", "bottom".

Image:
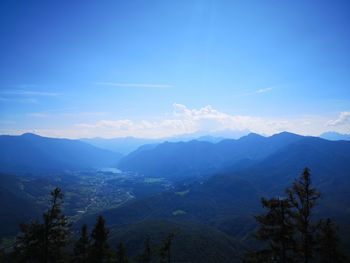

{"left": 271, "top": 131, "right": 301, "bottom": 138}
{"left": 240, "top": 132, "right": 265, "bottom": 140}
{"left": 21, "top": 133, "right": 41, "bottom": 138}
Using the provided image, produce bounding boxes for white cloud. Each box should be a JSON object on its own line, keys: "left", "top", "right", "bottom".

{"left": 94, "top": 82, "right": 172, "bottom": 88}
{"left": 5, "top": 104, "right": 348, "bottom": 139}
{"left": 327, "top": 111, "right": 350, "bottom": 126}
{"left": 65, "top": 104, "right": 312, "bottom": 138}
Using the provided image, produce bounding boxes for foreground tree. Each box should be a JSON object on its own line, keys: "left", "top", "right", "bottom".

{"left": 116, "top": 242, "right": 129, "bottom": 263}
{"left": 245, "top": 168, "right": 346, "bottom": 263}
{"left": 89, "top": 215, "right": 111, "bottom": 262}
{"left": 73, "top": 224, "right": 90, "bottom": 263}
{"left": 138, "top": 237, "right": 151, "bottom": 263}
{"left": 286, "top": 168, "right": 320, "bottom": 263}
{"left": 316, "top": 218, "right": 346, "bottom": 263}
{"left": 14, "top": 187, "right": 69, "bottom": 263}
{"left": 249, "top": 197, "right": 295, "bottom": 263}
{"left": 159, "top": 233, "right": 175, "bottom": 263}
{"left": 14, "top": 220, "right": 43, "bottom": 262}
{"left": 0, "top": 241, "right": 5, "bottom": 262}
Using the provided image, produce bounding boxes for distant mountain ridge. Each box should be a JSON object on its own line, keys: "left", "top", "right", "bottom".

{"left": 118, "top": 132, "right": 304, "bottom": 178}
{"left": 80, "top": 137, "right": 160, "bottom": 155}
{"left": 80, "top": 130, "right": 247, "bottom": 154}
{"left": 320, "top": 131, "right": 350, "bottom": 141}
{"left": 0, "top": 133, "right": 122, "bottom": 173}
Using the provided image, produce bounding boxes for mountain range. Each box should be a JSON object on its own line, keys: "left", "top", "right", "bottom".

{"left": 80, "top": 130, "right": 248, "bottom": 154}
{"left": 81, "top": 132, "right": 350, "bottom": 252}
{"left": 320, "top": 131, "right": 350, "bottom": 141}
{"left": 118, "top": 132, "right": 305, "bottom": 178}
{"left": 1, "top": 131, "right": 350, "bottom": 258}
{"left": 0, "top": 133, "right": 122, "bottom": 173}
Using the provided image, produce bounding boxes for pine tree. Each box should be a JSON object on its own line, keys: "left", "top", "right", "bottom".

{"left": 89, "top": 215, "right": 111, "bottom": 262}
{"left": 116, "top": 242, "right": 129, "bottom": 263}
{"left": 246, "top": 167, "right": 347, "bottom": 263}
{"left": 286, "top": 168, "right": 320, "bottom": 263}
{"left": 73, "top": 224, "right": 90, "bottom": 263}
{"left": 138, "top": 237, "right": 151, "bottom": 263}
{"left": 42, "top": 187, "right": 70, "bottom": 262}
{"left": 0, "top": 241, "right": 5, "bottom": 262}
{"left": 14, "top": 220, "right": 43, "bottom": 262}
{"left": 14, "top": 187, "right": 69, "bottom": 263}
{"left": 246, "top": 197, "right": 296, "bottom": 263}
{"left": 159, "top": 233, "right": 175, "bottom": 263}
{"left": 316, "top": 218, "right": 346, "bottom": 263}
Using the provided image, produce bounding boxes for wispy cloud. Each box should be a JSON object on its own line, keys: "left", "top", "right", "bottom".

{"left": 327, "top": 111, "right": 350, "bottom": 126}
{"left": 256, "top": 87, "right": 274, "bottom": 93}
{"left": 0, "top": 96, "right": 38, "bottom": 104}
{"left": 94, "top": 82, "right": 172, "bottom": 88}
{"left": 242, "top": 86, "right": 275, "bottom": 96}
{"left": 12, "top": 84, "right": 37, "bottom": 89}
{"left": 27, "top": 111, "right": 107, "bottom": 118}
{"left": 1, "top": 90, "right": 60, "bottom": 96}
{"left": 27, "top": 113, "right": 49, "bottom": 118}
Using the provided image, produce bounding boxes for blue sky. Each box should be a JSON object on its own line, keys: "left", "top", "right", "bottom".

{"left": 0, "top": 0, "right": 349, "bottom": 138}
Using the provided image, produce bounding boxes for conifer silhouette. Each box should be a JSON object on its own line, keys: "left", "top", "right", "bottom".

{"left": 138, "top": 237, "right": 151, "bottom": 263}
{"left": 253, "top": 197, "right": 296, "bottom": 263}
{"left": 89, "top": 215, "right": 111, "bottom": 262}
{"left": 14, "top": 187, "right": 69, "bottom": 263}
{"left": 116, "top": 242, "right": 129, "bottom": 263}
{"left": 73, "top": 224, "right": 90, "bottom": 263}
{"left": 159, "top": 233, "right": 175, "bottom": 263}
{"left": 287, "top": 168, "right": 320, "bottom": 263}
{"left": 317, "top": 218, "right": 346, "bottom": 263}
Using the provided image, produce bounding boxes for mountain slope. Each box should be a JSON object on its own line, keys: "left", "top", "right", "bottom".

{"left": 244, "top": 137, "right": 350, "bottom": 215}
{"left": 0, "top": 173, "right": 41, "bottom": 237}
{"left": 108, "top": 220, "right": 245, "bottom": 263}
{"left": 118, "top": 132, "right": 303, "bottom": 178}
{"left": 0, "top": 133, "right": 122, "bottom": 173}
{"left": 78, "top": 174, "right": 263, "bottom": 242}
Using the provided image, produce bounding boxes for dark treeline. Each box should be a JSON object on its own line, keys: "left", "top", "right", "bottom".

{"left": 244, "top": 168, "right": 346, "bottom": 263}
{"left": 0, "top": 168, "right": 347, "bottom": 263}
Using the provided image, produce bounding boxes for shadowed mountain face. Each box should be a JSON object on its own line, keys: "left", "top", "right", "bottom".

{"left": 0, "top": 133, "right": 122, "bottom": 173}
{"left": 118, "top": 132, "right": 304, "bottom": 178}
{"left": 0, "top": 173, "right": 41, "bottom": 237}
